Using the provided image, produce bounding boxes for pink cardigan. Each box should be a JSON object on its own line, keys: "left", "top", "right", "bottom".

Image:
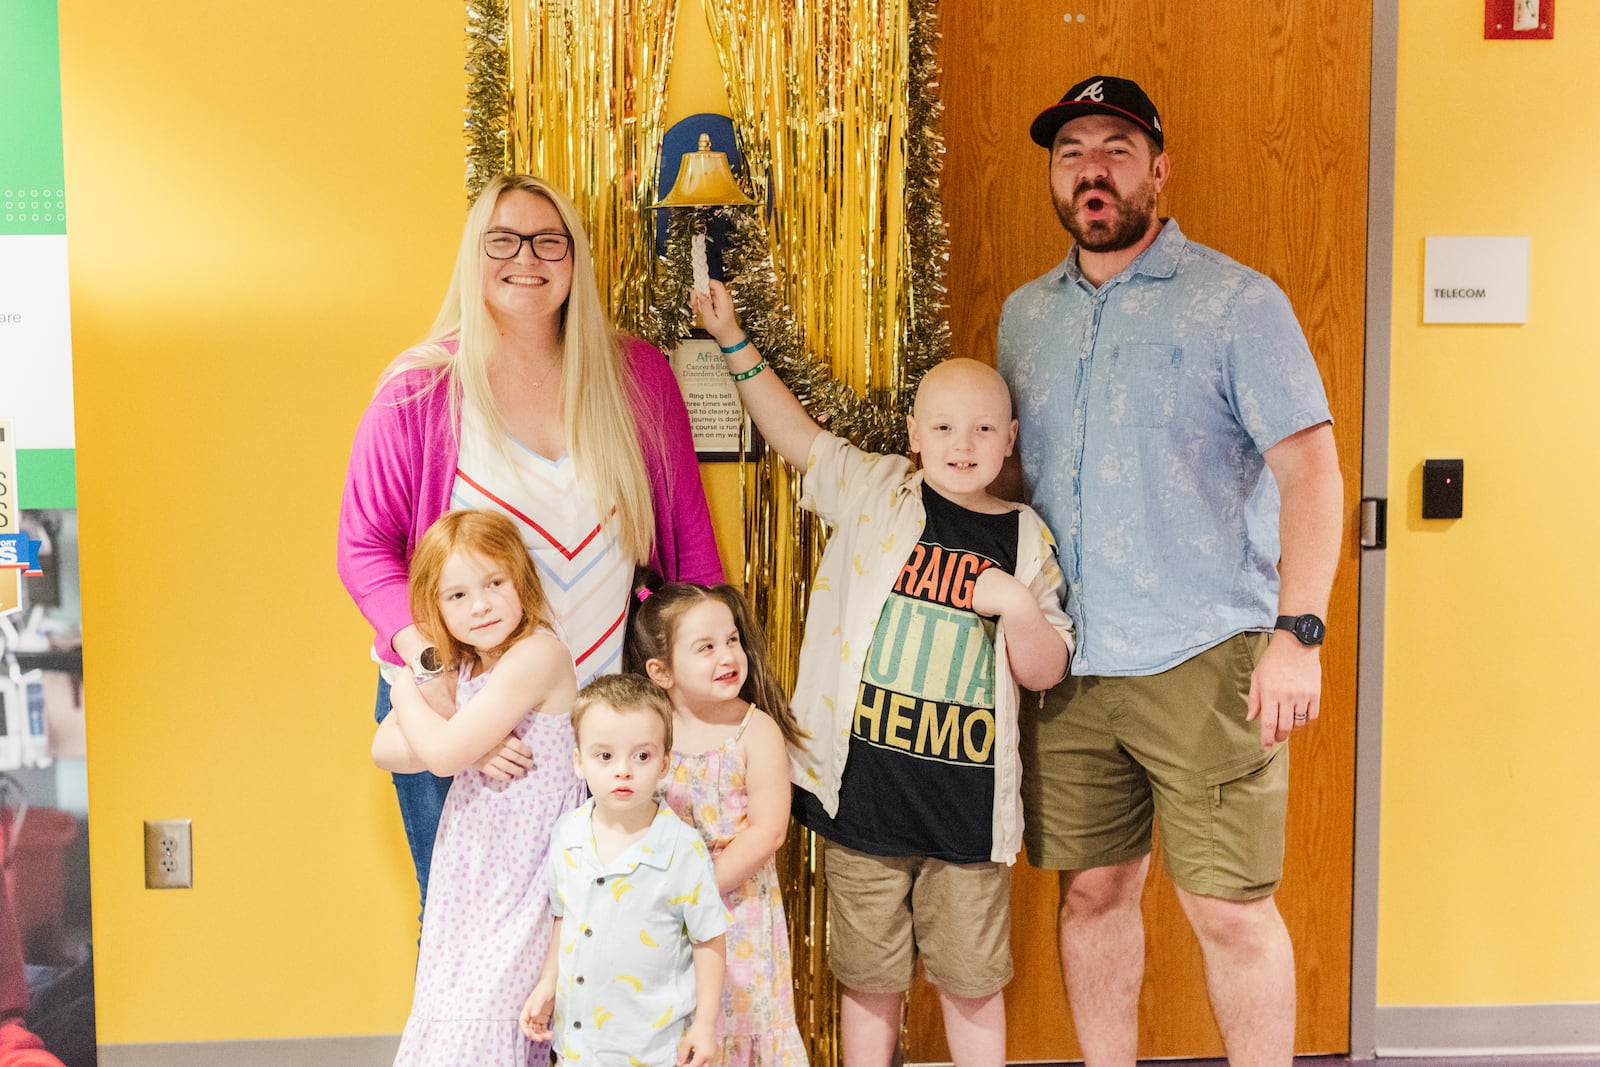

{"left": 337, "top": 338, "right": 722, "bottom": 665}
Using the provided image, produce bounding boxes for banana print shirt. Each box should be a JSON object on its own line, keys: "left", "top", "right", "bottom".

{"left": 547, "top": 801, "right": 729, "bottom": 1066}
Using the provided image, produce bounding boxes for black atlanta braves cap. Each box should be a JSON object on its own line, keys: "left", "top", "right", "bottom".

{"left": 1029, "top": 75, "right": 1164, "bottom": 150}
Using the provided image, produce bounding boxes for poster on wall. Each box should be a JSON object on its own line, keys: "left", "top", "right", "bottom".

{"left": 1, "top": 3, "right": 96, "bottom": 1064}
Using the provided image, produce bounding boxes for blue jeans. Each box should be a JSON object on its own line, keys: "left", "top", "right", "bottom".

{"left": 374, "top": 675, "right": 453, "bottom": 909}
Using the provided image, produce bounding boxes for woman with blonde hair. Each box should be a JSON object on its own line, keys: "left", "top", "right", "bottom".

{"left": 339, "top": 174, "right": 721, "bottom": 905}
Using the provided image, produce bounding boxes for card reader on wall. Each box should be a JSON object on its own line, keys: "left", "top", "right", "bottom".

{"left": 1422, "top": 459, "right": 1464, "bottom": 519}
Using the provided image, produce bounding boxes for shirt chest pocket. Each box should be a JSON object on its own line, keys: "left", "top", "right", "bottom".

{"left": 1104, "top": 344, "right": 1184, "bottom": 428}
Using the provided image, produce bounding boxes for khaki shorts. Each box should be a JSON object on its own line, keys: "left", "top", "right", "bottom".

{"left": 823, "top": 842, "right": 1012, "bottom": 998}
{"left": 1021, "top": 632, "right": 1288, "bottom": 901}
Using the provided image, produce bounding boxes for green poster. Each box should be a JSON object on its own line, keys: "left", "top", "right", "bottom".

{"left": 1, "top": 0, "right": 76, "bottom": 508}
{"left": 0, "top": 0, "right": 68, "bottom": 237}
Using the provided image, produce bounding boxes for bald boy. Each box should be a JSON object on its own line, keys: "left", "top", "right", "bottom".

{"left": 692, "top": 282, "right": 1073, "bottom": 1067}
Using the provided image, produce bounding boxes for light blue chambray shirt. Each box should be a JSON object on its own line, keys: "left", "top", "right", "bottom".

{"left": 998, "top": 219, "right": 1332, "bottom": 677}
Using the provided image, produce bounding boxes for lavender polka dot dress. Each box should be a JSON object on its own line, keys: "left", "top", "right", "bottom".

{"left": 393, "top": 666, "right": 584, "bottom": 1066}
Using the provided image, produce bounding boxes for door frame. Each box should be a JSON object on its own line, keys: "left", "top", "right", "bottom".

{"left": 1351, "top": 0, "right": 1399, "bottom": 1058}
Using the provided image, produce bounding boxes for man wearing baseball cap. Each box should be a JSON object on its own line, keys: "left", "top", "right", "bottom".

{"left": 998, "top": 75, "right": 1342, "bottom": 1065}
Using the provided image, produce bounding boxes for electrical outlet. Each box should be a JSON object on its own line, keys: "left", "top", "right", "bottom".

{"left": 144, "top": 819, "right": 193, "bottom": 889}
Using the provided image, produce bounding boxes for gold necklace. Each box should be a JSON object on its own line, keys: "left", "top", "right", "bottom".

{"left": 520, "top": 353, "right": 564, "bottom": 390}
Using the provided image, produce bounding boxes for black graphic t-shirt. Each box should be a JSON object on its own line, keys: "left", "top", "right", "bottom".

{"left": 796, "top": 483, "right": 1020, "bottom": 863}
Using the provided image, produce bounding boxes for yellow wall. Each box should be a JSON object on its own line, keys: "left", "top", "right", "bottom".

{"left": 61, "top": 0, "right": 503, "bottom": 1041}
{"left": 1380, "top": 2, "right": 1600, "bottom": 1004}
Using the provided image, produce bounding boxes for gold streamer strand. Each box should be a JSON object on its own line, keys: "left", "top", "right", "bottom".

{"left": 612, "top": 0, "right": 678, "bottom": 331}
{"left": 902, "top": 0, "right": 952, "bottom": 384}
{"left": 464, "top": 0, "right": 513, "bottom": 200}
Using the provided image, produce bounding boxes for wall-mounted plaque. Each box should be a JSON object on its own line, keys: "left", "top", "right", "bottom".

{"left": 669, "top": 332, "right": 759, "bottom": 461}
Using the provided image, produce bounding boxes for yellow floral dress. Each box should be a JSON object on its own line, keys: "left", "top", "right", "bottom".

{"left": 666, "top": 707, "right": 809, "bottom": 1067}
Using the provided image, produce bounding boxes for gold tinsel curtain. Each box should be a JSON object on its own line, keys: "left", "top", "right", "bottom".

{"left": 466, "top": 0, "right": 679, "bottom": 334}
{"left": 703, "top": 0, "right": 909, "bottom": 401}
{"left": 464, "top": 2, "right": 950, "bottom": 1062}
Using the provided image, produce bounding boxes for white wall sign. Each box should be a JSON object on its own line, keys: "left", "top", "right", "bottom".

{"left": 1422, "top": 236, "right": 1529, "bottom": 324}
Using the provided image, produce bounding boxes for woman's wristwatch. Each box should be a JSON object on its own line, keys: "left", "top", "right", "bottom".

{"left": 413, "top": 645, "right": 447, "bottom": 685}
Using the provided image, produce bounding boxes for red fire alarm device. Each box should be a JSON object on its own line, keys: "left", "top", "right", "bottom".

{"left": 1485, "top": 0, "right": 1553, "bottom": 39}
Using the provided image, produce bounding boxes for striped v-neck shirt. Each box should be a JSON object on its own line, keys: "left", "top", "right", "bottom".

{"left": 452, "top": 407, "right": 632, "bottom": 685}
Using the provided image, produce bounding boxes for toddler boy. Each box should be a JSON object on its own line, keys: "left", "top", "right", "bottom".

{"left": 521, "top": 673, "right": 727, "bottom": 1067}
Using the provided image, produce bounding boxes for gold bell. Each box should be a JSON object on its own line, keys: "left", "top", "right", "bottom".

{"left": 653, "top": 133, "right": 757, "bottom": 208}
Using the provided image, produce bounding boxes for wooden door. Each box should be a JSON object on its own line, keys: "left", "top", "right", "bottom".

{"left": 911, "top": 0, "right": 1369, "bottom": 1059}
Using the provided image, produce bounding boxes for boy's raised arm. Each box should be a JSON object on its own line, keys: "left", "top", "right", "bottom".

{"left": 690, "top": 281, "right": 822, "bottom": 471}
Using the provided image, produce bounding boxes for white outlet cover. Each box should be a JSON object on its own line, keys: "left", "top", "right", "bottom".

{"left": 143, "top": 818, "right": 193, "bottom": 889}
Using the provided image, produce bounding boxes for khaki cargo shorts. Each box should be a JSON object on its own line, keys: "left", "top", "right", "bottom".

{"left": 1020, "top": 632, "right": 1288, "bottom": 900}
{"left": 823, "top": 842, "right": 1012, "bottom": 998}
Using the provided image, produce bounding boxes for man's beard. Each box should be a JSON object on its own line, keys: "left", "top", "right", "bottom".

{"left": 1053, "top": 176, "right": 1159, "bottom": 253}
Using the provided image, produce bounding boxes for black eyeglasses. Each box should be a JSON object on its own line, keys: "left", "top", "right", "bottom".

{"left": 483, "top": 230, "right": 572, "bottom": 261}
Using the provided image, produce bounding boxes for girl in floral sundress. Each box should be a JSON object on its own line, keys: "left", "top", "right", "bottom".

{"left": 373, "top": 509, "right": 584, "bottom": 1066}
{"left": 626, "top": 582, "right": 809, "bottom": 1067}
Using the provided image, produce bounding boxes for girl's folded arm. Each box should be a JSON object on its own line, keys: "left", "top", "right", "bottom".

{"left": 393, "top": 632, "right": 577, "bottom": 776}
{"left": 372, "top": 713, "right": 427, "bottom": 773}
{"left": 709, "top": 711, "right": 792, "bottom": 894}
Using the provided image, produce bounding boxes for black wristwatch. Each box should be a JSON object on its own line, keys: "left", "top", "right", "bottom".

{"left": 1275, "top": 614, "right": 1326, "bottom": 647}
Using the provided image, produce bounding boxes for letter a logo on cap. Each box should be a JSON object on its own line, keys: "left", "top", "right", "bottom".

{"left": 1031, "top": 74, "right": 1165, "bottom": 150}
